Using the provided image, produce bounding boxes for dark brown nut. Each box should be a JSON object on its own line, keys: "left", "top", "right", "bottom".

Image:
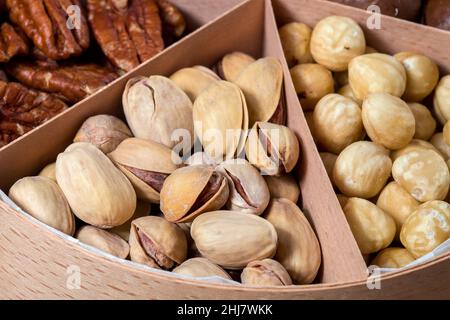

{"left": 0, "top": 81, "right": 67, "bottom": 145}
{"left": 0, "top": 22, "right": 29, "bottom": 63}
{"left": 6, "top": 61, "right": 118, "bottom": 103}
{"left": 87, "top": 0, "right": 164, "bottom": 72}
{"left": 425, "top": 0, "right": 450, "bottom": 31}
{"left": 6, "top": 0, "right": 90, "bottom": 60}
{"left": 155, "top": 0, "right": 186, "bottom": 42}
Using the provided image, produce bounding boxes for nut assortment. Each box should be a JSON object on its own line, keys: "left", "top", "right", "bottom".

{"left": 280, "top": 15, "right": 450, "bottom": 269}
{"left": 0, "top": 0, "right": 187, "bottom": 147}
{"left": 7, "top": 53, "right": 322, "bottom": 286}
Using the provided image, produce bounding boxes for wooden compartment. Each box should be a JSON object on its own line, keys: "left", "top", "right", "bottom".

{"left": 0, "top": 0, "right": 448, "bottom": 299}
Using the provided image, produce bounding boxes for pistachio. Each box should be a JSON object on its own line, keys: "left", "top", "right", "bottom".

{"left": 278, "top": 23, "right": 313, "bottom": 67}
{"left": 9, "top": 176, "right": 75, "bottom": 235}
{"left": 38, "top": 162, "right": 56, "bottom": 182}
{"left": 215, "top": 52, "right": 256, "bottom": 82}
{"left": 241, "top": 259, "right": 292, "bottom": 286}
{"left": 110, "top": 201, "right": 151, "bottom": 241}
{"left": 193, "top": 81, "right": 248, "bottom": 160}
{"left": 56, "top": 142, "right": 136, "bottom": 228}
{"left": 264, "top": 198, "right": 321, "bottom": 284}
{"left": 235, "top": 57, "right": 285, "bottom": 126}
{"left": 191, "top": 210, "right": 277, "bottom": 269}
{"left": 184, "top": 152, "right": 217, "bottom": 167}
{"left": 160, "top": 165, "right": 229, "bottom": 223}
{"left": 400, "top": 201, "right": 450, "bottom": 258}
{"left": 73, "top": 114, "right": 132, "bottom": 153}
{"left": 170, "top": 67, "right": 219, "bottom": 102}
{"left": 245, "top": 122, "right": 300, "bottom": 176}
{"left": 76, "top": 225, "right": 130, "bottom": 259}
{"left": 129, "top": 216, "right": 187, "bottom": 269}
{"left": 109, "top": 138, "right": 182, "bottom": 203}
{"left": 263, "top": 174, "right": 300, "bottom": 203}
{"left": 173, "top": 257, "right": 231, "bottom": 280}
{"left": 218, "top": 159, "right": 270, "bottom": 215}
{"left": 123, "top": 76, "right": 193, "bottom": 149}
{"left": 371, "top": 248, "right": 415, "bottom": 269}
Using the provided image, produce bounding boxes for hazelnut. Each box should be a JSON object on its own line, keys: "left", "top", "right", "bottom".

{"left": 362, "top": 93, "right": 415, "bottom": 150}
{"left": 313, "top": 94, "right": 364, "bottom": 153}
{"left": 310, "top": 16, "right": 365, "bottom": 71}
{"left": 394, "top": 52, "right": 440, "bottom": 102}
{"left": 391, "top": 139, "right": 442, "bottom": 162}
{"left": 278, "top": 22, "right": 313, "bottom": 67}
{"left": 338, "top": 84, "right": 362, "bottom": 105}
{"left": 349, "top": 53, "right": 406, "bottom": 100}
{"left": 371, "top": 248, "right": 415, "bottom": 269}
{"left": 290, "top": 63, "right": 334, "bottom": 110}
{"left": 334, "top": 71, "right": 349, "bottom": 87}
{"left": 431, "top": 132, "right": 450, "bottom": 160}
{"left": 433, "top": 75, "right": 450, "bottom": 123}
{"left": 343, "top": 197, "right": 396, "bottom": 254}
{"left": 392, "top": 149, "right": 450, "bottom": 202}
{"left": 443, "top": 121, "right": 450, "bottom": 147}
{"left": 333, "top": 141, "right": 392, "bottom": 198}
{"left": 320, "top": 152, "right": 337, "bottom": 183}
{"left": 408, "top": 103, "right": 437, "bottom": 141}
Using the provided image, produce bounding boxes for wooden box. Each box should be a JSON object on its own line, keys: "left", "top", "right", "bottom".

{"left": 0, "top": 0, "right": 449, "bottom": 299}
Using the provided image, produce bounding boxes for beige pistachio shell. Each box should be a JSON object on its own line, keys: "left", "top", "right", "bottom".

{"left": 264, "top": 174, "right": 300, "bottom": 203}
{"left": 170, "top": 67, "right": 219, "bottom": 102}
{"left": 76, "top": 225, "right": 130, "bottom": 259}
{"left": 193, "top": 80, "right": 248, "bottom": 160}
{"left": 246, "top": 122, "right": 300, "bottom": 175}
{"left": 241, "top": 258, "right": 292, "bottom": 286}
{"left": 235, "top": 57, "right": 284, "bottom": 126}
{"left": 184, "top": 152, "right": 217, "bottom": 167}
{"left": 38, "top": 163, "right": 57, "bottom": 182}
{"left": 216, "top": 51, "right": 256, "bottom": 82}
{"left": 109, "top": 138, "right": 182, "bottom": 203}
{"left": 56, "top": 142, "right": 136, "bottom": 228}
{"left": 193, "top": 66, "right": 221, "bottom": 80}
{"left": 371, "top": 247, "right": 415, "bottom": 269}
{"left": 218, "top": 159, "right": 270, "bottom": 215}
{"left": 123, "top": 76, "right": 193, "bottom": 149}
{"left": 191, "top": 210, "right": 278, "bottom": 269}
{"left": 9, "top": 176, "right": 75, "bottom": 235}
{"left": 264, "top": 198, "right": 321, "bottom": 284}
{"left": 173, "top": 257, "right": 231, "bottom": 280}
{"left": 74, "top": 114, "right": 132, "bottom": 154}
{"left": 110, "top": 201, "right": 151, "bottom": 241}
{"left": 129, "top": 216, "right": 187, "bottom": 269}
{"left": 160, "top": 165, "right": 229, "bottom": 223}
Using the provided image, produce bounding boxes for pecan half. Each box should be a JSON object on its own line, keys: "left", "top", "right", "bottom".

{"left": 155, "top": 0, "right": 186, "bottom": 44}
{"left": 0, "top": 81, "right": 67, "bottom": 145}
{"left": 6, "top": 60, "right": 118, "bottom": 103}
{"left": 87, "top": 0, "right": 164, "bottom": 72}
{"left": 0, "top": 23, "right": 29, "bottom": 62}
{"left": 6, "top": 0, "right": 90, "bottom": 60}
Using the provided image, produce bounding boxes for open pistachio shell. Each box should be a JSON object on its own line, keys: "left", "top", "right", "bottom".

{"left": 173, "top": 257, "right": 232, "bottom": 280}
{"left": 123, "top": 75, "right": 193, "bottom": 149}
{"left": 246, "top": 122, "right": 300, "bottom": 175}
{"left": 218, "top": 159, "right": 270, "bottom": 215}
{"left": 235, "top": 57, "right": 284, "bottom": 126}
{"left": 184, "top": 152, "right": 218, "bottom": 167}
{"left": 193, "top": 80, "right": 248, "bottom": 161}
{"left": 160, "top": 165, "right": 229, "bottom": 223}
{"left": 241, "top": 259, "right": 292, "bottom": 286}
{"left": 129, "top": 216, "right": 187, "bottom": 269}
{"left": 109, "top": 138, "right": 182, "bottom": 203}
{"left": 170, "top": 67, "right": 219, "bottom": 102}
{"left": 216, "top": 51, "right": 256, "bottom": 82}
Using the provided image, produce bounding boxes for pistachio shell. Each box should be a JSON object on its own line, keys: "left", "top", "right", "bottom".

{"left": 129, "top": 216, "right": 187, "bottom": 269}
{"left": 56, "top": 142, "right": 136, "bottom": 228}
{"left": 216, "top": 51, "right": 256, "bottom": 82}
{"left": 193, "top": 80, "right": 248, "bottom": 160}
{"left": 218, "top": 159, "right": 270, "bottom": 215}
{"left": 245, "top": 122, "right": 300, "bottom": 175}
{"left": 191, "top": 210, "right": 278, "bottom": 269}
{"left": 38, "top": 163, "right": 56, "bottom": 182}
{"left": 74, "top": 114, "right": 132, "bottom": 153}
{"left": 109, "top": 138, "right": 182, "bottom": 203}
{"left": 9, "top": 176, "right": 75, "bottom": 235}
{"left": 76, "top": 225, "right": 130, "bottom": 259}
{"left": 264, "top": 198, "right": 321, "bottom": 284}
{"left": 170, "top": 67, "right": 219, "bottom": 102}
{"left": 110, "top": 201, "right": 151, "bottom": 241}
{"left": 173, "top": 257, "right": 231, "bottom": 280}
{"left": 160, "top": 165, "right": 229, "bottom": 222}
{"left": 123, "top": 76, "right": 193, "bottom": 149}
{"left": 264, "top": 174, "right": 300, "bottom": 203}
{"left": 235, "top": 58, "right": 284, "bottom": 126}
{"left": 184, "top": 152, "right": 217, "bottom": 167}
{"left": 241, "top": 259, "right": 292, "bottom": 286}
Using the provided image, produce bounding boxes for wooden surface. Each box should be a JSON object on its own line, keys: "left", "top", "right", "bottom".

{"left": 0, "top": 0, "right": 449, "bottom": 299}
